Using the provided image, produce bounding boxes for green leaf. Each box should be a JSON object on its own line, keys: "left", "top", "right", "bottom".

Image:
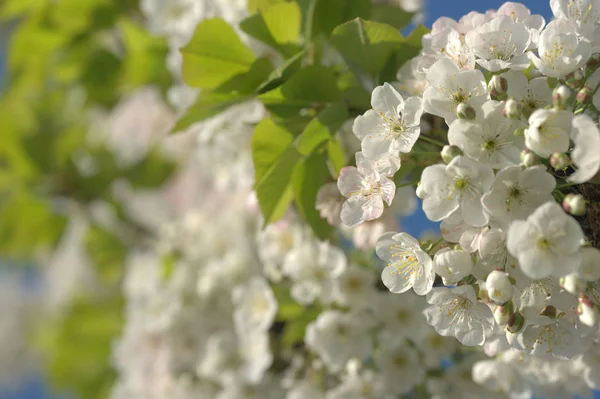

{"left": 216, "top": 57, "right": 274, "bottom": 94}
{"left": 172, "top": 91, "right": 247, "bottom": 133}
{"left": 313, "top": 0, "right": 372, "bottom": 37}
{"left": 247, "top": 0, "right": 285, "bottom": 12}
{"left": 259, "top": 65, "right": 341, "bottom": 117}
{"left": 297, "top": 103, "right": 349, "bottom": 155}
{"left": 327, "top": 137, "right": 347, "bottom": 174}
{"left": 172, "top": 58, "right": 273, "bottom": 132}
{"left": 371, "top": 5, "right": 414, "bottom": 29}
{"left": 255, "top": 146, "right": 302, "bottom": 224}
{"left": 331, "top": 18, "right": 403, "bottom": 77}
{"left": 240, "top": 2, "right": 301, "bottom": 55}
{"left": 181, "top": 18, "right": 256, "bottom": 89}
{"left": 257, "top": 50, "right": 304, "bottom": 93}
{"left": 252, "top": 118, "right": 296, "bottom": 182}
{"left": 293, "top": 152, "right": 332, "bottom": 239}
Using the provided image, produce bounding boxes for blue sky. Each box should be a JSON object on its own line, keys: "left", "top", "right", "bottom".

{"left": 425, "top": 0, "right": 552, "bottom": 25}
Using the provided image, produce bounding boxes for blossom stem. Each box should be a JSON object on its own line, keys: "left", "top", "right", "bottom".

{"left": 418, "top": 135, "right": 446, "bottom": 147}
{"left": 556, "top": 182, "right": 581, "bottom": 189}
{"left": 397, "top": 179, "right": 420, "bottom": 188}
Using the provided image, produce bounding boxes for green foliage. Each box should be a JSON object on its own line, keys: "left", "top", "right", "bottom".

{"left": 292, "top": 152, "right": 332, "bottom": 239}
{"left": 170, "top": 0, "right": 425, "bottom": 237}
{"left": 331, "top": 18, "right": 403, "bottom": 78}
{"left": 0, "top": 0, "right": 177, "bottom": 397}
{"left": 181, "top": 18, "right": 256, "bottom": 89}
{"left": 240, "top": 2, "right": 302, "bottom": 56}
{"left": 39, "top": 295, "right": 124, "bottom": 399}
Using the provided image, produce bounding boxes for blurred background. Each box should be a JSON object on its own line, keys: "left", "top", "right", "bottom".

{"left": 0, "top": 1, "right": 553, "bottom": 399}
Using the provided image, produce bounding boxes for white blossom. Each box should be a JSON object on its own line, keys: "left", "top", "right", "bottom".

{"left": 568, "top": 114, "right": 600, "bottom": 183}
{"left": 338, "top": 152, "right": 398, "bottom": 226}
{"left": 376, "top": 232, "right": 435, "bottom": 295}
{"left": 423, "top": 285, "right": 494, "bottom": 346}
{"left": 422, "top": 58, "right": 489, "bottom": 123}
{"left": 448, "top": 100, "right": 524, "bottom": 168}
{"left": 507, "top": 201, "right": 584, "bottom": 279}
{"left": 529, "top": 19, "right": 591, "bottom": 77}
{"left": 420, "top": 156, "right": 494, "bottom": 226}
{"left": 353, "top": 83, "right": 423, "bottom": 160}
{"left": 465, "top": 15, "right": 531, "bottom": 71}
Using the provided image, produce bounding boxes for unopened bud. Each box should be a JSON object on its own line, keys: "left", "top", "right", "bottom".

{"left": 489, "top": 75, "right": 508, "bottom": 100}
{"left": 493, "top": 301, "right": 514, "bottom": 326}
{"left": 506, "top": 311, "right": 525, "bottom": 333}
{"left": 566, "top": 69, "right": 585, "bottom": 89}
{"left": 585, "top": 53, "right": 600, "bottom": 75}
{"left": 502, "top": 98, "right": 522, "bottom": 119}
{"left": 456, "top": 103, "right": 476, "bottom": 120}
{"left": 441, "top": 145, "right": 463, "bottom": 164}
{"left": 486, "top": 270, "right": 514, "bottom": 305}
{"left": 560, "top": 273, "right": 587, "bottom": 295}
{"left": 577, "top": 295, "right": 598, "bottom": 327}
{"left": 563, "top": 193, "right": 587, "bottom": 216}
{"left": 520, "top": 149, "right": 541, "bottom": 167}
{"left": 576, "top": 85, "right": 592, "bottom": 105}
{"left": 550, "top": 152, "right": 571, "bottom": 171}
{"left": 552, "top": 85, "right": 572, "bottom": 109}
{"left": 541, "top": 305, "right": 558, "bottom": 319}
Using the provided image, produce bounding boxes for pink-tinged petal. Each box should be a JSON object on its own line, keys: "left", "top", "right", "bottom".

{"left": 361, "top": 134, "right": 393, "bottom": 161}
{"left": 340, "top": 195, "right": 384, "bottom": 226}
{"left": 379, "top": 177, "right": 396, "bottom": 206}
{"left": 361, "top": 195, "right": 384, "bottom": 221}
{"left": 337, "top": 167, "right": 362, "bottom": 197}
{"left": 353, "top": 110, "right": 385, "bottom": 140}
{"left": 372, "top": 83, "right": 404, "bottom": 115}
{"left": 355, "top": 152, "right": 377, "bottom": 177}
{"left": 371, "top": 152, "right": 401, "bottom": 176}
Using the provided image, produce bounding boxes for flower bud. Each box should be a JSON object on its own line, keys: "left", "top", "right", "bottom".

{"left": 489, "top": 75, "right": 508, "bottom": 100}
{"left": 456, "top": 103, "right": 476, "bottom": 120}
{"left": 577, "top": 295, "right": 598, "bottom": 327}
{"left": 550, "top": 152, "right": 571, "bottom": 171}
{"left": 562, "top": 193, "right": 586, "bottom": 216}
{"left": 566, "top": 69, "right": 585, "bottom": 89}
{"left": 493, "top": 301, "right": 514, "bottom": 326}
{"left": 576, "top": 85, "right": 592, "bottom": 105}
{"left": 486, "top": 270, "right": 514, "bottom": 305}
{"left": 560, "top": 273, "right": 587, "bottom": 295}
{"left": 585, "top": 53, "right": 600, "bottom": 75}
{"left": 552, "top": 85, "right": 572, "bottom": 109}
{"left": 502, "top": 98, "right": 522, "bottom": 120}
{"left": 506, "top": 311, "right": 524, "bottom": 333}
{"left": 520, "top": 149, "right": 541, "bottom": 167}
{"left": 441, "top": 145, "right": 463, "bottom": 164}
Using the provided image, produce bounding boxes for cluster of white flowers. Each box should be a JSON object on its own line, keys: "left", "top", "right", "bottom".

{"left": 337, "top": 0, "right": 600, "bottom": 396}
